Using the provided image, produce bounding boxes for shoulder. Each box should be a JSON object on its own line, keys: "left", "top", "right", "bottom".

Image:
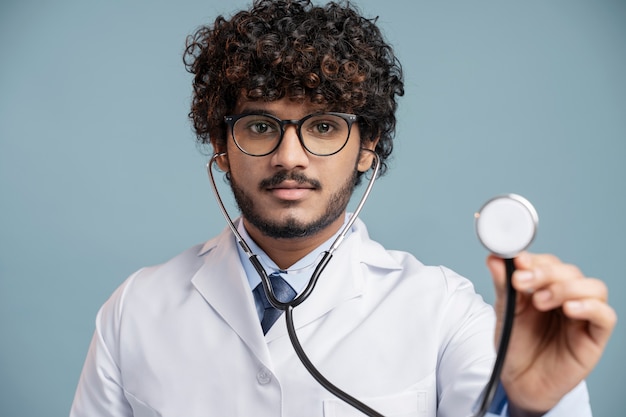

{"left": 97, "top": 243, "right": 202, "bottom": 315}
{"left": 125, "top": 225, "right": 237, "bottom": 293}
{"left": 351, "top": 218, "right": 480, "bottom": 295}
{"left": 128, "top": 243, "right": 206, "bottom": 292}
{"left": 101, "top": 227, "right": 234, "bottom": 315}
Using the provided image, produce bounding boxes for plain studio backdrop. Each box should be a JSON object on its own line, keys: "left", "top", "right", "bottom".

{"left": 1, "top": 0, "right": 624, "bottom": 416}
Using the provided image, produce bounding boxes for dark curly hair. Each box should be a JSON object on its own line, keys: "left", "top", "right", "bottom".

{"left": 183, "top": 0, "right": 404, "bottom": 175}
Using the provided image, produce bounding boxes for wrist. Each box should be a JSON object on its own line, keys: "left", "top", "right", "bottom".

{"left": 508, "top": 402, "right": 548, "bottom": 417}
{"left": 501, "top": 377, "right": 560, "bottom": 416}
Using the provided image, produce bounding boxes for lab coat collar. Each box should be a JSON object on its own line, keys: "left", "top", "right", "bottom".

{"left": 192, "top": 228, "right": 274, "bottom": 368}
{"left": 193, "top": 218, "right": 403, "bottom": 345}
{"left": 197, "top": 217, "right": 401, "bottom": 271}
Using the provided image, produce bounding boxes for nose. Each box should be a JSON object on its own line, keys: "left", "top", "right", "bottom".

{"left": 270, "top": 124, "right": 309, "bottom": 169}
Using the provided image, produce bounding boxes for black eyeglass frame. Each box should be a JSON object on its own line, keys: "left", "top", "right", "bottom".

{"left": 223, "top": 112, "right": 358, "bottom": 157}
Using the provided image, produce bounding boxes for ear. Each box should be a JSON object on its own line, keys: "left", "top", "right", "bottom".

{"left": 357, "top": 137, "right": 380, "bottom": 172}
{"left": 210, "top": 138, "right": 230, "bottom": 172}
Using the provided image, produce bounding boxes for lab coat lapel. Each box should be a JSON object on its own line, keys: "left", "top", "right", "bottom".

{"left": 266, "top": 249, "right": 362, "bottom": 342}
{"left": 191, "top": 229, "right": 273, "bottom": 367}
{"left": 265, "top": 219, "right": 401, "bottom": 341}
{"left": 264, "top": 250, "right": 361, "bottom": 342}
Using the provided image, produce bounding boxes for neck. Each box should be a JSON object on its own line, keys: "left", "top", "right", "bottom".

{"left": 242, "top": 215, "right": 346, "bottom": 270}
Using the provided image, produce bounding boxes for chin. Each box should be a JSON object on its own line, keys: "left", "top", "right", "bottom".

{"left": 250, "top": 211, "right": 340, "bottom": 240}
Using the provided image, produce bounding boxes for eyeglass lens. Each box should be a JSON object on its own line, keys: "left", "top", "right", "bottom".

{"left": 232, "top": 114, "right": 351, "bottom": 156}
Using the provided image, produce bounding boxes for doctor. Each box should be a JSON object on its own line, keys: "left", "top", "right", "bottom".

{"left": 70, "top": 0, "right": 616, "bottom": 416}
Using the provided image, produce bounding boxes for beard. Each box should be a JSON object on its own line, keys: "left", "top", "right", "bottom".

{"left": 229, "top": 168, "right": 358, "bottom": 239}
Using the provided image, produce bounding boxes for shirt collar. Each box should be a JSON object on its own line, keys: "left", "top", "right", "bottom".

{"left": 236, "top": 214, "right": 353, "bottom": 294}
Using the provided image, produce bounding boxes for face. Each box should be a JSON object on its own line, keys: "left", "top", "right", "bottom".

{"left": 214, "top": 97, "right": 377, "bottom": 241}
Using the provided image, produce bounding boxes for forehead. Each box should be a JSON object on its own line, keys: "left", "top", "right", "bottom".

{"left": 233, "top": 96, "right": 341, "bottom": 117}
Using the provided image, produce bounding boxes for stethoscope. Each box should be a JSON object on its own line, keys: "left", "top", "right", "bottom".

{"left": 473, "top": 194, "right": 538, "bottom": 417}
{"left": 207, "top": 150, "right": 539, "bottom": 417}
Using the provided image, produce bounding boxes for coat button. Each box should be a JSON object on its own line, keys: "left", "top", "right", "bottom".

{"left": 256, "top": 368, "right": 272, "bottom": 385}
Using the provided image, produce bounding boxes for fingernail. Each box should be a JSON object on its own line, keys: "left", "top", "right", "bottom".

{"left": 566, "top": 300, "right": 584, "bottom": 311}
{"left": 516, "top": 270, "right": 534, "bottom": 282}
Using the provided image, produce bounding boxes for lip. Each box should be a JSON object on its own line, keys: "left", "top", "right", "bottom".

{"left": 267, "top": 181, "right": 316, "bottom": 201}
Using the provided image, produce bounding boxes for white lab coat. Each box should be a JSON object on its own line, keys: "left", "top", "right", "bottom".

{"left": 70, "top": 219, "right": 590, "bottom": 417}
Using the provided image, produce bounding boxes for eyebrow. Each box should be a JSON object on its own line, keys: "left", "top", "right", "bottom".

{"left": 234, "top": 105, "right": 330, "bottom": 117}
{"left": 235, "top": 107, "right": 272, "bottom": 116}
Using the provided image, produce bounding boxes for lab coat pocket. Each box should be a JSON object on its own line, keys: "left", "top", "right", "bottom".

{"left": 124, "top": 390, "right": 162, "bottom": 417}
{"left": 323, "top": 390, "right": 430, "bottom": 417}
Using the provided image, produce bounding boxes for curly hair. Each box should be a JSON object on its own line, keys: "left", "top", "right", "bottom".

{"left": 183, "top": 0, "right": 404, "bottom": 175}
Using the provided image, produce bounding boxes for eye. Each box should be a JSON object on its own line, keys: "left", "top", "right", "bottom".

{"left": 304, "top": 114, "right": 346, "bottom": 138}
{"left": 313, "top": 122, "right": 332, "bottom": 134}
{"left": 239, "top": 116, "right": 279, "bottom": 137}
{"left": 251, "top": 122, "right": 272, "bottom": 134}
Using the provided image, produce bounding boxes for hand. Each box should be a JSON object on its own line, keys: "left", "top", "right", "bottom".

{"left": 487, "top": 252, "right": 617, "bottom": 414}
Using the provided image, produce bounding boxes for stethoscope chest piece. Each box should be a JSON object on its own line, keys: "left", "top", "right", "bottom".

{"left": 475, "top": 194, "right": 538, "bottom": 258}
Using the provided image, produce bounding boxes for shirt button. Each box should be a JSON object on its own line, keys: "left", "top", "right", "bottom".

{"left": 256, "top": 368, "right": 272, "bottom": 385}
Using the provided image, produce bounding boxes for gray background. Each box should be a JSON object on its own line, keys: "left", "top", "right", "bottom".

{"left": 1, "top": 0, "right": 624, "bottom": 416}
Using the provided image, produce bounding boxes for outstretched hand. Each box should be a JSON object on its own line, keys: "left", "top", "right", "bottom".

{"left": 487, "top": 252, "right": 616, "bottom": 415}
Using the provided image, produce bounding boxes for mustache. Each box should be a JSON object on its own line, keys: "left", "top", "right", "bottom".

{"left": 259, "top": 171, "right": 322, "bottom": 189}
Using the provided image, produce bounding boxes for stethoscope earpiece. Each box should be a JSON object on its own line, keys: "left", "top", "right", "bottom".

{"left": 475, "top": 194, "right": 538, "bottom": 259}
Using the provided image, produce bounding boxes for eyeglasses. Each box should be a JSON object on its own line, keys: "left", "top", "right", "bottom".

{"left": 224, "top": 112, "right": 358, "bottom": 157}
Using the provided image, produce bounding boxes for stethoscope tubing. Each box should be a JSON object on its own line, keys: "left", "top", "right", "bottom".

{"left": 206, "top": 150, "right": 516, "bottom": 417}
{"left": 285, "top": 304, "right": 385, "bottom": 417}
{"left": 474, "top": 258, "right": 516, "bottom": 417}
{"left": 206, "top": 149, "right": 385, "bottom": 416}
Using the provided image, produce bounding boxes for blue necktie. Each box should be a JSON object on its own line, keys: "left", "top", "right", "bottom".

{"left": 253, "top": 273, "right": 296, "bottom": 334}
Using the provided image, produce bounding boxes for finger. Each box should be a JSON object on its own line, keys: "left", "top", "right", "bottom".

{"left": 488, "top": 251, "right": 558, "bottom": 285}
{"left": 487, "top": 255, "right": 536, "bottom": 322}
{"left": 563, "top": 298, "right": 618, "bottom": 346}
{"left": 512, "top": 257, "right": 585, "bottom": 294}
{"left": 514, "top": 251, "right": 561, "bottom": 270}
{"left": 532, "top": 277, "right": 608, "bottom": 311}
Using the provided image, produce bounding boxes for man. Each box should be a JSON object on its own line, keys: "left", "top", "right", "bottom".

{"left": 70, "top": 1, "right": 616, "bottom": 416}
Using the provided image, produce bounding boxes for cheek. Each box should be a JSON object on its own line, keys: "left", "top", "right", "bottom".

{"left": 227, "top": 154, "right": 267, "bottom": 186}
{"left": 224, "top": 141, "right": 248, "bottom": 173}
{"left": 320, "top": 155, "right": 358, "bottom": 185}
